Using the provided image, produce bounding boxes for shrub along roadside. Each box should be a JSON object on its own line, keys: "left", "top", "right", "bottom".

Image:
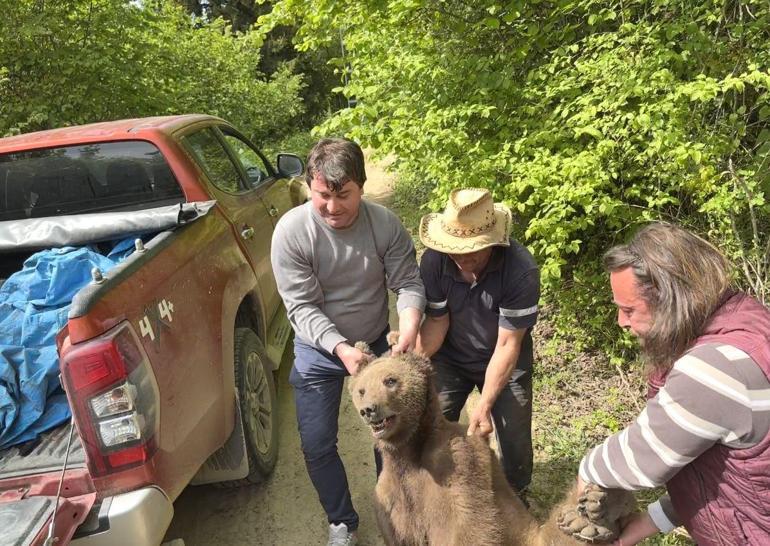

{"left": 0, "top": 0, "right": 305, "bottom": 145}
{"left": 263, "top": 130, "right": 317, "bottom": 163}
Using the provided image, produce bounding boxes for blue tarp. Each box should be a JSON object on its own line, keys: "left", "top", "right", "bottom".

{"left": 0, "top": 238, "right": 136, "bottom": 450}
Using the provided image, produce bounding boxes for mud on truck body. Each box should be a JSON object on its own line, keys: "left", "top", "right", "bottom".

{"left": 0, "top": 115, "right": 307, "bottom": 545}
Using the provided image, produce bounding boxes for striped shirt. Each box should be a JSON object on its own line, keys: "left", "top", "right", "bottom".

{"left": 579, "top": 343, "right": 770, "bottom": 532}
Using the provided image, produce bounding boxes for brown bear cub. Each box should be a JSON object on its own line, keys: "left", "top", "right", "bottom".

{"left": 348, "top": 349, "right": 634, "bottom": 546}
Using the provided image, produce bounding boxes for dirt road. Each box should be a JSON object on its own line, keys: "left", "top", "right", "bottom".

{"left": 165, "top": 153, "right": 410, "bottom": 546}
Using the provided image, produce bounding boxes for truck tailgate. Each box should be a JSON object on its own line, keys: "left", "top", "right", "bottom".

{"left": 1, "top": 496, "right": 57, "bottom": 545}
{"left": 0, "top": 492, "right": 96, "bottom": 546}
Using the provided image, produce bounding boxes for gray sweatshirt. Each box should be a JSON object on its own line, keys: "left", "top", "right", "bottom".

{"left": 270, "top": 199, "right": 425, "bottom": 354}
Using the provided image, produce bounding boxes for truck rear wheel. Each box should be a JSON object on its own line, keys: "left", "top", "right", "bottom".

{"left": 234, "top": 327, "right": 278, "bottom": 483}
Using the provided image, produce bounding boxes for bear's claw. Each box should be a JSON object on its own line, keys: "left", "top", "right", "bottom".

{"left": 557, "top": 484, "right": 636, "bottom": 543}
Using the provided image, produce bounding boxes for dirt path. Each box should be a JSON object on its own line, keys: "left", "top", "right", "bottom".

{"left": 165, "top": 152, "right": 404, "bottom": 546}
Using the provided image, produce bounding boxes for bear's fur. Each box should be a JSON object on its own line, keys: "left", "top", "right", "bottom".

{"left": 348, "top": 351, "right": 616, "bottom": 546}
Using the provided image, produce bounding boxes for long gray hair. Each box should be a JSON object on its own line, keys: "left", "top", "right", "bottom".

{"left": 604, "top": 223, "right": 732, "bottom": 372}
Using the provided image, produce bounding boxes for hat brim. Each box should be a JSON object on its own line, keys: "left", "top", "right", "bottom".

{"left": 419, "top": 204, "right": 512, "bottom": 254}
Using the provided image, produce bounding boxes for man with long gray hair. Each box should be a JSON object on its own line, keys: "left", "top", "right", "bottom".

{"left": 574, "top": 223, "right": 770, "bottom": 545}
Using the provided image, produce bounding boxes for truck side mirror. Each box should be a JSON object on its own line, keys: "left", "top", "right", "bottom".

{"left": 276, "top": 154, "right": 304, "bottom": 178}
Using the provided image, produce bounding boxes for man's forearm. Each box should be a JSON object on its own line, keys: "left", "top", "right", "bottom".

{"left": 647, "top": 495, "right": 679, "bottom": 533}
{"left": 392, "top": 306, "right": 423, "bottom": 353}
{"left": 478, "top": 329, "right": 526, "bottom": 407}
{"left": 416, "top": 314, "right": 449, "bottom": 357}
{"left": 479, "top": 345, "right": 520, "bottom": 407}
{"left": 271, "top": 236, "right": 344, "bottom": 353}
{"left": 398, "top": 306, "right": 422, "bottom": 340}
{"left": 286, "top": 302, "right": 345, "bottom": 353}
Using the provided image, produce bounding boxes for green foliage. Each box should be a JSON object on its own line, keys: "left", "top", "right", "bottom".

{"left": 178, "top": 0, "right": 264, "bottom": 32}
{"left": 263, "top": 0, "right": 770, "bottom": 359}
{"left": 262, "top": 128, "right": 317, "bottom": 160}
{"left": 392, "top": 170, "right": 434, "bottom": 244}
{"left": 0, "top": 0, "right": 304, "bottom": 144}
{"left": 257, "top": 23, "right": 347, "bottom": 125}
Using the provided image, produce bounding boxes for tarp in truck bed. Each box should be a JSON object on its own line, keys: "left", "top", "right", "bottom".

{"left": 0, "top": 240, "right": 134, "bottom": 450}
{"left": 0, "top": 201, "right": 216, "bottom": 251}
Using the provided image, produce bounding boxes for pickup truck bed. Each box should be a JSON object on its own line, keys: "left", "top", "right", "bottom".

{"left": 0, "top": 422, "right": 85, "bottom": 481}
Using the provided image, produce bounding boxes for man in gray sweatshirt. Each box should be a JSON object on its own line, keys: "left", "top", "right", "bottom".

{"left": 270, "top": 138, "right": 425, "bottom": 546}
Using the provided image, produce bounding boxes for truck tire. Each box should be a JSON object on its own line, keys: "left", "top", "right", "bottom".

{"left": 234, "top": 327, "right": 278, "bottom": 483}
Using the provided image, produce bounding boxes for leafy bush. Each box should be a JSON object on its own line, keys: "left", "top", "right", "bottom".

{"left": 262, "top": 0, "right": 770, "bottom": 358}
{"left": 0, "top": 0, "right": 305, "bottom": 143}
{"left": 262, "top": 129, "right": 318, "bottom": 161}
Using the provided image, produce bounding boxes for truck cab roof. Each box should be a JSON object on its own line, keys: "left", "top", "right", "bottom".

{"left": 0, "top": 115, "right": 224, "bottom": 153}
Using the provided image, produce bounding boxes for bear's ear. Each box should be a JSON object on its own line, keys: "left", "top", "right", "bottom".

{"left": 354, "top": 340, "right": 372, "bottom": 355}
{"left": 356, "top": 357, "right": 372, "bottom": 374}
{"left": 352, "top": 340, "right": 375, "bottom": 375}
{"left": 386, "top": 330, "right": 401, "bottom": 347}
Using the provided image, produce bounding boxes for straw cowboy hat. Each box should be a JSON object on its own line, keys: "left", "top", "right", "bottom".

{"left": 419, "top": 188, "right": 512, "bottom": 254}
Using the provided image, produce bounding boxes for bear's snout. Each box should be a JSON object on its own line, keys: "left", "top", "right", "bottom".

{"left": 360, "top": 404, "right": 378, "bottom": 419}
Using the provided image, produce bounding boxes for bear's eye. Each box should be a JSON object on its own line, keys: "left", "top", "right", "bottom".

{"left": 358, "top": 388, "right": 365, "bottom": 396}
{"left": 384, "top": 377, "right": 397, "bottom": 388}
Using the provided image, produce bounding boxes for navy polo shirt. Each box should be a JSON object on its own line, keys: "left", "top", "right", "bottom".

{"left": 420, "top": 239, "right": 540, "bottom": 373}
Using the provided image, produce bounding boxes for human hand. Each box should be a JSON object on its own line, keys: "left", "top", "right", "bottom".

{"left": 335, "top": 342, "right": 373, "bottom": 375}
{"left": 394, "top": 307, "right": 421, "bottom": 354}
{"left": 467, "top": 404, "right": 494, "bottom": 437}
{"left": 610, "top": 512, "right": 659, "bottom": 546}
{"left": 391, "top": 328, "right": 417, "bottom": 355}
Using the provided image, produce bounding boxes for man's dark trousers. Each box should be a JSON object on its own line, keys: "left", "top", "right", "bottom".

{"left": 289, "top": 331, "right": 390, "bottom": 532}
{"left": 432, "top": 360, "right": 533, "bottom": 492}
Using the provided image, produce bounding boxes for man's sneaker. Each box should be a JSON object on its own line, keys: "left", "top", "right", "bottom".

{"left": 327, "top": 522, "right": 357, "bottom": 546}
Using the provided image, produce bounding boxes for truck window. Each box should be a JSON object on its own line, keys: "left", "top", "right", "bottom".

{"left": 220, "top": 133, "right": 270, "bottom": 189}
{"left": 181, "top": 129, "right": 244, "bottom": 194}
{"left": 0, "top": 141, "right": 184, "bottom": 221}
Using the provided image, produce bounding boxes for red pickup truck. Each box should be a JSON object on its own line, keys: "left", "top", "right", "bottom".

{"left": 0, "top": 115, "right": 306, "bottom": 545}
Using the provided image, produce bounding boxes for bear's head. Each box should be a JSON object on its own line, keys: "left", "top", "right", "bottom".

{"left": 348, "top": 351, "right": 434, "bottom": 445}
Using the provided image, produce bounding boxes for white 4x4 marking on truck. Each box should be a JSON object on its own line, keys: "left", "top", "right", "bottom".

{"left": 138, "top": 299, "right": 175, "bottom": 343}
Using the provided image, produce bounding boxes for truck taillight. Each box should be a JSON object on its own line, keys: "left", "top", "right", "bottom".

{"left": 61, "top": 322, "right": 159, "bottom": 478}
{"left": 98, "top": 413, "right": 144, "bottom": 446}
{"left": 90, "top": 382, "right": 136, "bottom": 418}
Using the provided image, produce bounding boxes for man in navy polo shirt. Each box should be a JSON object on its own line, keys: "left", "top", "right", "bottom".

{"left": 415, "top": 188, "right": 540, "bottom": 497}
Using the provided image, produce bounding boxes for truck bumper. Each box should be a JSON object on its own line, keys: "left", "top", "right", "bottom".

{"left": 70, "top": 487, "right": 173, "bottom": 546}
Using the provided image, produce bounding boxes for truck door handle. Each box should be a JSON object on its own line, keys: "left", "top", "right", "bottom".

{"left": 268, "top": 205, "right": 279, "bottom": 217}
{"left": 241, "top": 226, "right": 255, "bottom": 240}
